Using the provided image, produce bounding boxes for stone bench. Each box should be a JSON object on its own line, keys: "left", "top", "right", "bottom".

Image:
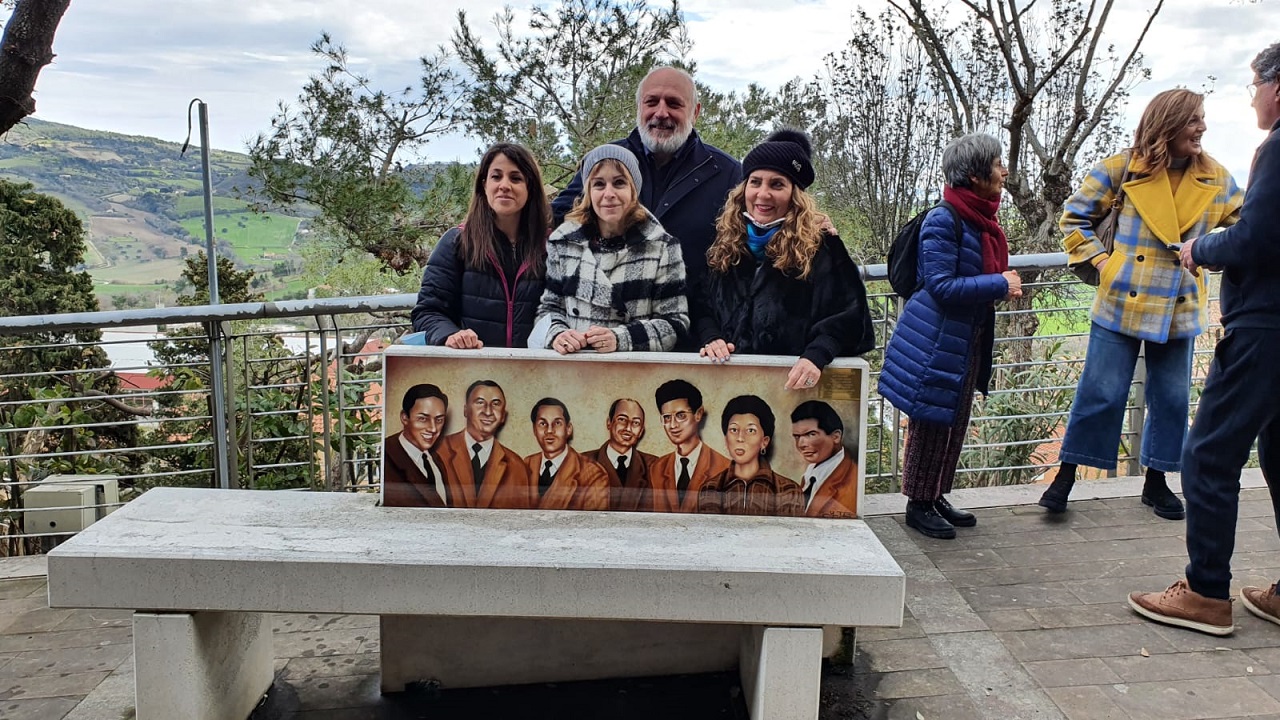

{"left": 46, "top": 486, "right": 904, "bottom": 720}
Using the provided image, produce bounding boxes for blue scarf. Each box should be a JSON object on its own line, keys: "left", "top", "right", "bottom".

{"left": 744, "top": 214, "right": 782, "bottom": 262}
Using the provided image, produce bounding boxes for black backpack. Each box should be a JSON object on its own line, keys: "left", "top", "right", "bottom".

{"left": 887, "top": 200, "right": 961, "bottom": 300}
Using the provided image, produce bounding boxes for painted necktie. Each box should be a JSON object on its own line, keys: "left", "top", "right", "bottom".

{"left": 539, "top": 459, "right": 554, "bottom": 495}
{"left": 470, "top": 443, "right": 483, "bottom": 493}
{"left": 676, "top": 456, "right": 691, "bottom": 502}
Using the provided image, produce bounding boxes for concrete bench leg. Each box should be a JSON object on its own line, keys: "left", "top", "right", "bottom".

{"left": 739, "top": 626, "right": 823, "bottom": 720}
{"left": 824, "top": 626, "right": 857, "bottom": 665}
{"left": 133, "top": 611, "right": 273, "bottom": 720}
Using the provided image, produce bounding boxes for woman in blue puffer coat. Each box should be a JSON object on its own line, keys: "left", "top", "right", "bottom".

{"left": 879, "top": 132, "right": 1022, "bottom": 540}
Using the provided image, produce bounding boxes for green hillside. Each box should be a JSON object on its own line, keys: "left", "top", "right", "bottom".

{"left": 0, "top": 118, "right": 311, "bottom": 309}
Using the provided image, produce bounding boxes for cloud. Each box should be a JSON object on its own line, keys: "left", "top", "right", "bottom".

{"left": 6, "top": 0, "right": 1273, "bottom": 182}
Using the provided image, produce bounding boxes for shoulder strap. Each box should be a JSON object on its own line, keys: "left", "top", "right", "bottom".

{"left": 1112, "top": 152, "right": 1134, "bottom": 209}
{"left": 937, "top": 199, "right": 962, "bottom": 242}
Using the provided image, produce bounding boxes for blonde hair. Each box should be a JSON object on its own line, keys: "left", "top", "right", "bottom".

{"left": 1132, "top": 89, "right": 1205, "bottom": 171}
{"left": 706, "top": 182, "right": 823, "bottom": 279}
{"left": 565, "top": 159, "right": 647, "bottom": 234}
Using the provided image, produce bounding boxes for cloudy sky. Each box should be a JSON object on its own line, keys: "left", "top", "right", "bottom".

{"left": 5, "top": 0, "right": 1276, "bottom": 182}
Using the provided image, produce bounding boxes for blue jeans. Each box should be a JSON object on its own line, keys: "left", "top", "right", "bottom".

{"left": 1184, "top": 329, "right": 1280, "bottom": 600}
{"left": 1059, "top": 322, "right": 1193, "bottom": 472}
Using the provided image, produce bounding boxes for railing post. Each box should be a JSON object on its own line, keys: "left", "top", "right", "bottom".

{"left": 317, "top": 317, "right": 335, "bottom": 491}
{"left": 1127, "top": 347, "right": 1147, "bottom": 478}
{"left": 194, "top": 100, "right": 233, "bottom": 490}
{"left": 231, "top": 327, "right": 246, "bottom": 490}
{"left": 888, "top": 294, "right": 903, "bottom": 494}
{"left": 205, "top": 320, "right": 232, "bottom": 490}
{"left": 333, "top": 314, "right": 349, "bottom": 492}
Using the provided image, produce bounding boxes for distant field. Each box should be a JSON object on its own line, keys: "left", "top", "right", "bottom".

{"left": 0, "top": 158, "right": 42, "bottom": 170}
{"left": 95, "top": 258, "right": 188, "bottom": 284}
{"left": 179, "top": 212, "right": 299, "bottom": 259}
{"left": 167, "top": 178, "right": 204, "bottom": 192}
{"left": 265, "top": 279, "right": 310, "bottom": 301}
{"left": 82, "top": 239, "right": 107, "bottom": 268}
{"left": 93, "top": 282, "right": 172, "bottom": 294}
{"left": 173, "top": 195, "right": 251, "bottom": 217}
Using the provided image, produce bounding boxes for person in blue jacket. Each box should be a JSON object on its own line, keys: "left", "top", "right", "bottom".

{"left": 1129, "top": 41, "right": 1280, "bottom": 638}
{"left": 879, "top": 133, "right": 1022, "bottom": 539}
{"left": 411, "top": 143, "right": 551, "bottom": 348}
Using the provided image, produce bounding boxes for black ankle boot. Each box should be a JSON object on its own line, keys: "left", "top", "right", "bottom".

{"left": 1039, "top": 464, "right": 1076, "bottom": 514}
{"left": 934, "top": 495, "right": 976, "bottom": 527}
{"left": 1141, "top": 470, "right": 1185, "bottom": 520}
{"left": 905, "top": 500, "right": 956, "bottom": 539}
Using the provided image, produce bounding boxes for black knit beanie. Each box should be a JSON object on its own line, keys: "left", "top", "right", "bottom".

{"left": 741, "top": 129, "right": 815, "bottom": 190}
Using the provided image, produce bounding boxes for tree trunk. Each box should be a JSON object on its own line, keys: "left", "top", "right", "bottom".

{"left": 0, "top": 0, "right": 71, "bottom": 134}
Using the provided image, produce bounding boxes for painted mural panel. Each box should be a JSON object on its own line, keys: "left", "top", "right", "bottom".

{"left": 382, "top": 346, "right": 868, "bottom": 518}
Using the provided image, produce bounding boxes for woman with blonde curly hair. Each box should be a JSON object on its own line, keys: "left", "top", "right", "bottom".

{"left": 692, "top": 129, "right": 874, "bottom": 389}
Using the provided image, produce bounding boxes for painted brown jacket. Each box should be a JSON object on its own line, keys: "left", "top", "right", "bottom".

{"left": 643, "top": 444, "right": 730, "bottom": 513}
{"left": 523, "top": 447, "right": 610, "bottom": 512}
{"left": 438, "top": 431, "right": 535, "bottom": 509}
{"left": 697, "top": 463, "right": 801, "bottom": 517}
{"left": 803, "top": 454, "right": 859, "bottom": 519}
{"left": 584, "top": 444, "right": 656, "bottom": 512}
{"left": 382, "top": 432, "right": 450, "bottom": 508}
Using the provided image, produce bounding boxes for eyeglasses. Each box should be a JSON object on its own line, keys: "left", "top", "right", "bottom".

{"left": 661, "top": 411, "right": 692, "bottom": 426}
{"left": 1249, "top": 79, "right": 1275, "bottom": 99}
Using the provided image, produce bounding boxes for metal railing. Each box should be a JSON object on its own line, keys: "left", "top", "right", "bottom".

{"left": 0, "top": 254, "right": 1231, "bottom": 551}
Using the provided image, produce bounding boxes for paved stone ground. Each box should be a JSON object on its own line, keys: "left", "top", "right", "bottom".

{"left": 4, "top": 478, "right": 1280, "bottom": 719}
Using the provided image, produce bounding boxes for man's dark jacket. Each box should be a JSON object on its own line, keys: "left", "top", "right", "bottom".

{"left": 1193, "top": 117, "right": 1280, "bottom": 329}
{"left": 552, "top": 128, "right": 742, "bottom": 287}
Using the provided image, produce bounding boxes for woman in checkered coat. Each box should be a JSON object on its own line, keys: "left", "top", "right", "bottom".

{"left": 1039, "top": 89, "right": 1245, "bottom": 519}
{"left": 536, "top": 145, "right": 688, "bottom": 354}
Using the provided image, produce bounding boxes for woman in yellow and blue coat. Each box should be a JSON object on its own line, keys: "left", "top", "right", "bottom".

{"left": 1039, "top": 89, "right": 1244, "bottom": 519}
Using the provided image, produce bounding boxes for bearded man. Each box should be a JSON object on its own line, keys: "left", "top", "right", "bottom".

{"left": 551, "top": 66, "right": 742, "bottom": 292}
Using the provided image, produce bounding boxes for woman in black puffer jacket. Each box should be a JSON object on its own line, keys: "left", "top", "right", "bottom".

{"left": 411, "top": 142, "right": 551, "bottom": 348}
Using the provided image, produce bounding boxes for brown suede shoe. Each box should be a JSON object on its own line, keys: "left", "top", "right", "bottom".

{"left": 1241, "top": 584, "right": 1280, "bottom": 627}
{"left": 1128, "top": 579, "right": 1234, "bottom": 636}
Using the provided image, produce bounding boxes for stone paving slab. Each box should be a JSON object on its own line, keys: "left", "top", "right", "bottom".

{"left": 0, "top": 696, "right": 80, "bottom": 720}
{"left": 0, "top": 474, "right": 1278, "bottom": 719}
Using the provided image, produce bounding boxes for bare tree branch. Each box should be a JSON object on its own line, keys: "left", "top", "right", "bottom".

{"left": 889, "top": 0, "right": 973, "bottom": 129}
{"left": 82, "top": 389, "right": 156, "bottom": 417}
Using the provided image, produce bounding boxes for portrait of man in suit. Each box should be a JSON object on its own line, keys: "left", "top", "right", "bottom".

{"left": 585, "top": 398, "right": 656, "bottom": 511}
{"left": 438, "top": 379, "right": 534, "bottom": 509}
{"left": 383, "top": 384, "right": 453, "bottom": 508}
{"left": 645, "top": 379, "right": 729, "bottom": 513}
{"left": 523, "top": 398, "right": 610, "bottom": 511}
{"left": 791, "top": 400, "right": 859, "bottom": 518}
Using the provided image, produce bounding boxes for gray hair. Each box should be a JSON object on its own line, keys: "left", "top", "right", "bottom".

{"left": 634, "top": 65, "right": 699, "bottom": 108}
{"left": 1254, "top": 42, "right": 1280, "bottom": 84}
{"left": 941, "top": 132, "right": 1004, "bottom": 189}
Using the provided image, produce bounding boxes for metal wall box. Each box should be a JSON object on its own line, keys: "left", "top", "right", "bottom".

{"left": 23, "top": 484, "right": 98, "bottom": 534}
{"left": 42, "top": 474, "right": 120, "bottom": 518}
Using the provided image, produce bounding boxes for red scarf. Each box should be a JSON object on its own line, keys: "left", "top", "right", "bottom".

{"left": 943, "top": 185, "right": 1008, "bottom": 275}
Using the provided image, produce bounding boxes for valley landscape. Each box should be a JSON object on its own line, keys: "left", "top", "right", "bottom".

{"left": 0, "top": 118, "right": 312, "bottom": 310}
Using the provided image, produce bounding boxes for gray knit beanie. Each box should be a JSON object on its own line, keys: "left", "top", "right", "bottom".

{"left": 580, "top": 144, "right": 643, "bottom": 193}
